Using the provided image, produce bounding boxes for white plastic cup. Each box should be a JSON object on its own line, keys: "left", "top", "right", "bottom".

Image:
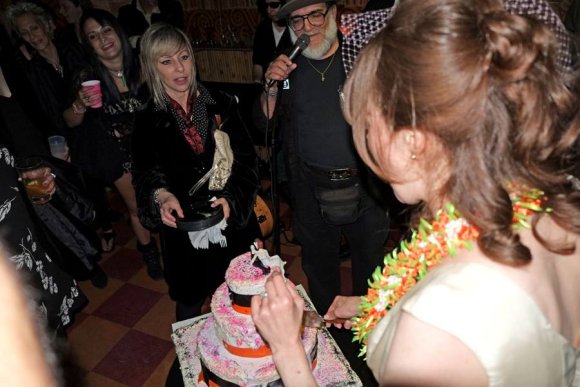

{"left": 81, "top": 80, "right": 103, "bottom": 108}
{"left": 48, "top": 135, "right": 68, "bottom": 160}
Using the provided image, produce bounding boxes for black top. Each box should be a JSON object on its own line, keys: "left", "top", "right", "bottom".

{"left": 0, "top": 26, "right": 60, "bottom": 138}
{"left": 252, "top": 19, "right": 293, "bottom": 73}
{"left": 292, "top": 45, "right": 356, "bottom": 168}
{"left": 22, "top": 37, "right": 87, "bottom": 136}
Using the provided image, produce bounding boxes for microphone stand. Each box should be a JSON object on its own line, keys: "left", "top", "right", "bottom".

{"left": 269, "top": 124, "right": 282, "bottom": 256}
{"left": 264, "top": 84, "right": 281, "bottom": 256}
{"left": 263, "top": 35, "right": 310, "bottom": 255}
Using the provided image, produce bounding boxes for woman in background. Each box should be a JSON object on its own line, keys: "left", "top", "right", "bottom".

{"left": 251, "top": 0, "right": 580, "bottom": 385}
{"left": 63, "top": 9, "right": 162, "bottom": 278}
{"left": 6, "top": 2, "right": 86, "bottom": 137}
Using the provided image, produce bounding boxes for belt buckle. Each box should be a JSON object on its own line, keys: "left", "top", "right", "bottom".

{"left": 328, "top": 168, "right": 351, "bottom": 181}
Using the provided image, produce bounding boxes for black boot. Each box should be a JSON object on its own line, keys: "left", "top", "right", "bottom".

{"left": 89, "top": 264, "right": 108, "bottom": 289}
{"left": 137, "top": 240, "right": 163, "bottom": 280}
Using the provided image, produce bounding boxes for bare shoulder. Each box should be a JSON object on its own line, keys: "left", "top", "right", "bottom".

{"left": 379, "top": 311, "right": 487, "bottom": 387}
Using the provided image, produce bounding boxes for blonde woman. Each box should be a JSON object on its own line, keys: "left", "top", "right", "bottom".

{"left": 133, "top": 23, "right": 261, "bottom": 323}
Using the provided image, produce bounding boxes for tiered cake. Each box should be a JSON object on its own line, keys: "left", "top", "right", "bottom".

{"left": 197, "top": 245, "right": 318, "bottom": 386}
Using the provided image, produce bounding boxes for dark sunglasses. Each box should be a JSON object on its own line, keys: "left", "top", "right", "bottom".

{"left": 266, "top": 2, "right": 281, "bottom": 8}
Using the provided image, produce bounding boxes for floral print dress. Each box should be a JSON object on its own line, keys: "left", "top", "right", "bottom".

{"left": 0, "top": 147, "right": 86, "bottom": 332}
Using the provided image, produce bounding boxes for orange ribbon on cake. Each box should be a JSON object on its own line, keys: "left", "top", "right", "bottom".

{"left": 223, "top": 341, "right": 272, "bottom": 358}
{"left": 232, "top": 303, "right": 252, "bottom": 315}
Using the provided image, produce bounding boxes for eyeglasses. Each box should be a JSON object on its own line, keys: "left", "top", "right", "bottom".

{"left": 266, "top": 2, "right": 281, "bottom": 9}
{"left": 288, "top": 6, "right": 330, "bottom": 31}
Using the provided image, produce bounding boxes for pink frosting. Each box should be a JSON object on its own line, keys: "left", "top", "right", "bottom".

{"left": 196, "top": 249, "right": 318, "bottom": 386}
{"left": 226, "top": 252, "right": 263, "bottom": 282}
{"left": 225, "top": 250, "right": 284, "bottom": 295}
{"left": 212, "top": 282, "right": 265, "bottom": 349}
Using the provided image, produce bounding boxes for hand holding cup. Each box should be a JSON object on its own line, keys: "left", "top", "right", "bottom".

{"left": 16, "top": 157, "right": 56, "bottom": 204}
{"left": 79, "top": 80, "right": 102, "bottom": 109}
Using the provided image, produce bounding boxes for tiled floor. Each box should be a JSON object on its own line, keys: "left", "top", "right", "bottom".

{"left": 64, "top": 185, "right": 402, "bottom": 386}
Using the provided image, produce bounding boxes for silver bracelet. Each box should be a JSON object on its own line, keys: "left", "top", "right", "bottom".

{"left": 153, "top": 188, "right": 167, "bottom": 206}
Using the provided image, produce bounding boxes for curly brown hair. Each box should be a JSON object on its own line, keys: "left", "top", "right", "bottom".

{"left": 343, "top": 0, "right": 580, "bottom": 266}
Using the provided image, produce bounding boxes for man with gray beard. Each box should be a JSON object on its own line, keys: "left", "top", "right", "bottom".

{"left": 256, "top": 1, "right": 389, "bottom": 384}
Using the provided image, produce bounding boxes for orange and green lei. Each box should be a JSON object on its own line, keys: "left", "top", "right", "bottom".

{"left": 352, "top": 186, "right": 549, "bottom": 356}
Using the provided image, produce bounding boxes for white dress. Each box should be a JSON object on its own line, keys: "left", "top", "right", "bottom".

{"left": 366, "top": 262, "right": 580, "bottom": 386}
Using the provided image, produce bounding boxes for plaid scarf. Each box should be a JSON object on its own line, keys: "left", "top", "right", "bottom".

{"left": 340, "top": 0, "right": 573, "bottom": 74}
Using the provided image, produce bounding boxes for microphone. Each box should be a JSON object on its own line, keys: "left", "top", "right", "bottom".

{"left": 267, "top": 34, "right": 310, "bottom": 88}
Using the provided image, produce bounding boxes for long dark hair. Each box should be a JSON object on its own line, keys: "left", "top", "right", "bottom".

{"left": 79, "top": 8, "right": 140, "bottom": 105}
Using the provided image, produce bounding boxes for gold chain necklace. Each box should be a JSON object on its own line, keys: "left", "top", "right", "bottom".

{"left": 306, "top": 51, "right": 337, "bottom": 82}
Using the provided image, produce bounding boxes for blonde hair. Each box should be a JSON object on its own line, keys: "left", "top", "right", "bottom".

{"left": 140, "top": 23, "right": 197, "bottom": 109}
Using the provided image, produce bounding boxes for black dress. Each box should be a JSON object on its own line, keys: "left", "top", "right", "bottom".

{"left": 132, "top": 85, "right": 261, "bottom": 306}
{"left": 72, "top": 79, "right": 149, "bottom": 185}
{"left": 0, "top": 146, "right": 86, "bottom": 333}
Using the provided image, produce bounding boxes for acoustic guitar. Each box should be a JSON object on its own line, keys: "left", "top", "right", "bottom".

{"left": 254, "top": 195, "right": 273, "bottom": 238}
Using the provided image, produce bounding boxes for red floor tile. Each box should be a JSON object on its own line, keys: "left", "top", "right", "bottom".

{"left": 101, "top": 247, "right": 145, "bottom": 282}
{"left": 93, "top": 283, "right": 163, "bottom": 327}
{"left": 93, "top": 330, "right": 173, "bottom": 386}
{"left": 67, "top": 310, "right": 90, "bottom": 333}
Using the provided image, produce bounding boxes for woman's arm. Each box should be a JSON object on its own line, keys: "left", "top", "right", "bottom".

{"left": 63, "top": 79, "right": 102, "bottom": 128}
{"left": 63, "top": 86, "right": 101, "bottom": 127}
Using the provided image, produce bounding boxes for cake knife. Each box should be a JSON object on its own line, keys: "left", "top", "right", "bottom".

{"left": 302, "top": 310, "right": 348, "bottom": 329}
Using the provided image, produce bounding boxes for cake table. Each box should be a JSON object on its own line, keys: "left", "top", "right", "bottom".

{"left": 171, "top": 286, "right": 363, "bottom": 387}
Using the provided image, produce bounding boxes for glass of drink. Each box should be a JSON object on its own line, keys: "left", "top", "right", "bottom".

{"left": 48, "top": 135, "right": 68, "bottom": 160}
{"left": 16, "top": 157, "right": 53, "bottom": 204}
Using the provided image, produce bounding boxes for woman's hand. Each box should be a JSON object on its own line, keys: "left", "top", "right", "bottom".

{"left": 76, "top": 86, "right": 101, "bottom": 110}
{"left": 157, "top": 190, "right": 183, "bottom": 228}
{"left": 251, "top": 270, "right": 317, "bottom": 386}
{"left": 251, "top": 269, "right": 304, "bottom": 353}
{"left": 324, "top": 296, "right": 361, "bottom": 329}
{"left": 211, "top": 197, "right": 230, "bottom": 220}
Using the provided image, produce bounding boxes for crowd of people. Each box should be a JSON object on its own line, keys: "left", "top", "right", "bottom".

{"left": 0, "top": 0, "right": 578, "bottom": 386}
